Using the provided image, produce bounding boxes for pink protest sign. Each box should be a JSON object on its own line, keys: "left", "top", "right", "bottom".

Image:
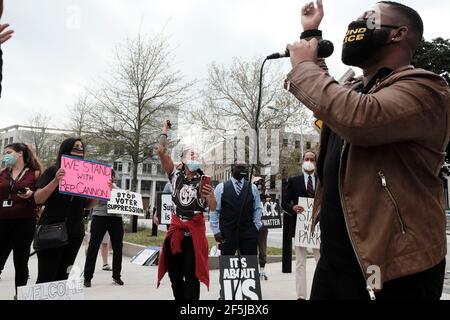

{"left": 59, "top": 155, "right": 112, "bottom": 201}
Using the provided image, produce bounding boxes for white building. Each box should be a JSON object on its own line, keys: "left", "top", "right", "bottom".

{"left": 203, "top": 129, "right": 320, "bottom": 201}
{"left": 0, "top": 124, "right": 171, "bottom": 211}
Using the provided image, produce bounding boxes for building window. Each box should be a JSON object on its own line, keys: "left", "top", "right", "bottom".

{"left": 113, "top": 162, "right": 123, "bottom": 172}
{"left": 156, "top": 181, "right": 167, "bottom": 193}
{"left": 270, "top": 175, "right": 276, "bottom": 189}
{"left": 282, "top": 139, "right": 288, "bottom": 147}
{"left": 306, "top": 141, "right": 312, "bottom": 150}
{"left": 125, "top": 179, "right": 130, "bottom": 190}
{"left": 142, "top": 163, "right": 151, "bottom": 174}
{"left": 141, "top": 180, "right": 152, "bottom": 193}
{"left": 295, "top": 140, "right": 301, "bottom": 149}
{"left": 116, "top": 179, "right": 122, "bottom": 188}
{"left": 127, "top": 162, "right": 132, "bottom": 173}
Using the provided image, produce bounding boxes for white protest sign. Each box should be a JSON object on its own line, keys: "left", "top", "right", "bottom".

{"left": 160, "top": 193, "right": 173, "bottom": 225}
{"left": 17, "top": 278, "right": 84, "bottom": 300}
{"left": 131, "top": 248, "right": 157, "bottom": 266}
{"left": 294, "top": 197, "right": 321, "bottom": 249}
{"left": 107, "top": 189, "right": 145, "bottom": 216}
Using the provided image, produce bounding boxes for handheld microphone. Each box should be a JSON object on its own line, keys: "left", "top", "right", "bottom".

{"left": 266, "top": 39, "right": 334, "bottom": 60}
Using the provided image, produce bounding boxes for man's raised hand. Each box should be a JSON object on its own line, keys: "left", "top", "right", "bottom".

{"left": 301, "top": 0, "right": 324, "bottom": 31}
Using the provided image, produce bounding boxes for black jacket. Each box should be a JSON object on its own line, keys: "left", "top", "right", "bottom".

{"left": 281, "top": 173, "right": 316, "bottom": 238}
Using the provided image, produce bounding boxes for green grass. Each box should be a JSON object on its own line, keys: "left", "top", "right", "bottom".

{"left": 123, "top": 228, "right": 283, "bottom": 255}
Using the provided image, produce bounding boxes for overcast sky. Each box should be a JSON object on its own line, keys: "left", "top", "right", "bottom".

{"left": 0, "top": 0, "right": 449, "bottom": 129}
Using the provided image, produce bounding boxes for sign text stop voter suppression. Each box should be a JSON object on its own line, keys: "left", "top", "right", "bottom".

{"left": 107, "top": 189, "right": 145, "bottom": 216}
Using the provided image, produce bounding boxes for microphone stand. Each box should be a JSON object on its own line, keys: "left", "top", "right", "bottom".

{"left": 231, "top": 57, "right": 267, "bottom": 300}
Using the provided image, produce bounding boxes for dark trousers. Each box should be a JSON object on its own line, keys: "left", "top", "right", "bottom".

{"left": 36, "top": 237, "right": 84, "bottom": 284}
{"left": 167, "top": 236, "right": 200, "bottom": 300}
{"left": 311, "top": 257, "right": 446, "bottom": 300}
{"left": 84, "top": 215, "right": 123, "bottom": 280}
{"left": 0, "top": 218, "right": 35, "bottom": 290}
{"left": 220, "top": 231, "right": 258, "bottom": 256}
{"left": 257, "top": 228, "right": 268, "bottom": 268}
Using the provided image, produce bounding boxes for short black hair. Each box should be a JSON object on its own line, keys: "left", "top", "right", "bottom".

{"left": 378, "top": 1, "right": 424, "bottom": 44}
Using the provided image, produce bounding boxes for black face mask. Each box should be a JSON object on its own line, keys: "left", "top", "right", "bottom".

{"left": 232, "top": 166, "right": 248, "bottom": 181}
{"left": 71, "top": 147, "right": 84, "bottom": 158}
{"left": 341, "top": 20, "right": 396, "bottom": 67}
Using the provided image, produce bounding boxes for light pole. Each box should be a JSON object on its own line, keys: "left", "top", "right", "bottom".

{"left": 299, "top": 102, "right": 305, "bottom": 157}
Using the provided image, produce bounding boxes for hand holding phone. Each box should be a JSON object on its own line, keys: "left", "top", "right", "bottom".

{"left": 199, "top": 175, "right": 212, "bottom": 196}
{"left": 17, "top": 187, "right": 28, "bottom": 195}
{"left": 16, "top": 187, "right": 33, "bottom": 199}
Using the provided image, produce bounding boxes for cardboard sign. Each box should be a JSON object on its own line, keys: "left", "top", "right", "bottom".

{"left": 17, "top": 279, "right": 84, "bottom": 300}
{"left": 157, "top": 192, "right": 173, "bottom": 225}
{"left": 107, "top": 189, "right": 145, "bottom": 216}
{"left": 294, "top": 197, "right": 321, "bottom": 249}
{"left": 261, "top": 199, "right": 282, "bottom": 229}
{"left": 131, "top": 247, "right": 160, "bottom": 266}
{"left": 219, "top": 255, "right": 262, "bottom": 300}
{"left": 59, "top": 155, "right": 112, "bottom": 201}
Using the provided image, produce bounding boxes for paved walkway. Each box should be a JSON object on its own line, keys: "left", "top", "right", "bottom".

{"left": 1, "top": 234, "right": 449, "bottom": 300}
{"left": 0, "top": 244, "right": 314, "bottom": 300}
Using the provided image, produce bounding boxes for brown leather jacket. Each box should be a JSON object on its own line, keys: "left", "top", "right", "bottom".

{"left": 284, "top": 62, "right": 450, "bottom": 294}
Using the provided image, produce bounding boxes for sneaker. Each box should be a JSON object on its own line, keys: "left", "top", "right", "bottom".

{"left": 263, "top": 273, "right": 268, "bottom": 280}
{"left": 84, "top": 279, "right": 91, "bottom": 288}
{"left": 113, "top": 277, "right": 124, "bottom": 286}
{"left": 102, "top": 264, "right": 112, "bottom": 271}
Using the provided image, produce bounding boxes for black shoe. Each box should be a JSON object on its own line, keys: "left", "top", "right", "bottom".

{"left": 84, "top": 279, "right": 91, "bottom": 288}
{"left": 113, "top": 277, "right": 124, "bottom": 286}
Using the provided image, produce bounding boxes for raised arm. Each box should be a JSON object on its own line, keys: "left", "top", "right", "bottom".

{"left": 158, "top": 120, "right": 175, "bottom": 175}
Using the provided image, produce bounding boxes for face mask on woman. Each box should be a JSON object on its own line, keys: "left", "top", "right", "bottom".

{"left": 3, "top": 153, "right": 17, "bottom": 167}
{"left": 186, "top": 160, "right": 201, "bottom": 172}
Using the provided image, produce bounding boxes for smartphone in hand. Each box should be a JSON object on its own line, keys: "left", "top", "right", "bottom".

{"left": 17, "top": 187, "right": 28, "bottom": 195}
{"left": 199, "top": 175, "right": 211, "bottom": 192}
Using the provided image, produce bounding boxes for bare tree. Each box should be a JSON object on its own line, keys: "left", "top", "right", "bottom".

{"left": 190, "top": 57, "right": 312, "bottom": 174}
{"left": 90, "top": 32, "right": 192, "bottom": 231}
{"left": 68, "top": 92, "right": 94, "bottom": 137}
{"left": 27, "top": 113, "right": 52, "bottom": 165}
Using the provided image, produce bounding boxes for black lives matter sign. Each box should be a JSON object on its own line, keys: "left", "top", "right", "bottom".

{"left": 261, "top": 199, "right": 282, "bottom": 229}
{"left": 219, "top": 255, "right": 262, "bottom": 300}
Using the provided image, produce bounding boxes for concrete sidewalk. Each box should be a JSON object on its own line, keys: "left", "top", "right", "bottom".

{"left": 1, "top": 235, "right": 449, "bottom": 300}
{"left": 0, "top": 243, "right": 314, "bottom": 300}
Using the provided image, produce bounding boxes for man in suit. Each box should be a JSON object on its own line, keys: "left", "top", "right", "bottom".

{"left": 282, "top": 150, "right": 320, "bottom": 300}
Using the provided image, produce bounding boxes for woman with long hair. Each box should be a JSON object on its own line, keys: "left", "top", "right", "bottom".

{"left": 34, "top": 138, "right": 101, "bottom": 283}
{"left": 0, "top": 143, "right": 42, "bottom": 297}
{"left": 157, "top": 120, "right": 216, "bottom": 300}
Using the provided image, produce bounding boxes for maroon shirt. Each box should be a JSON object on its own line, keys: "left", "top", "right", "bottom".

{"left": 0, "top": 168, "right": 38, "bottom": 220}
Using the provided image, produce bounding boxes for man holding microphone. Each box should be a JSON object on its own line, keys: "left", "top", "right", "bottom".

{"left": 285, "top": 0, "right": 450, "bottom": 299}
